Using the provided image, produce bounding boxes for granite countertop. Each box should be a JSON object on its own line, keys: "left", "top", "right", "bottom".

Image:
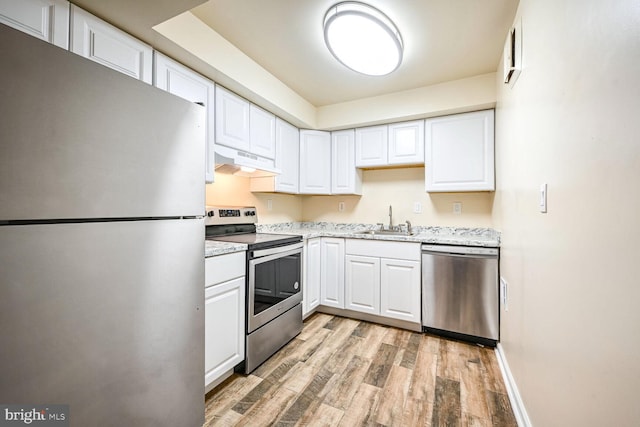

{"left": 205, "top": 240, "right": 247, "bottom": 258}
{"left": 257, "top": 222, "right": 501, "bottom": 248}
{"left": 205, "top": 222, "right": 500, "bottom": 257}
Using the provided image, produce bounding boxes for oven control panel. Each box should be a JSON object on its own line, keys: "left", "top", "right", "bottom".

{"left": 205, "top": 206, "right": 257, "bottom": 225}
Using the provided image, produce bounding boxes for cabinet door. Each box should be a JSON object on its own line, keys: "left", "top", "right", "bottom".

{"left": 70, "top": 5, "right": 152, "bottom": 84}
{"left": 331, "top": 129, "right": 362, "bottom": 195}
{"left": 345, "top": 255, "right": 380, "bottom": 315}
{"left": 304, "top": 238, "right": 321, "bottom": 315}
{"left": 380, "top": 258, "right": 421, "bottom": 323}
{"left": 425, "top": 110, "right": 495, "bottom": 192}
{"left": 355, "top": 125, "right": 388, "bottom": 167}
{"left": 299, "top": 130, "right": 331, "bottom": 194}
{"left": 215, "top": 85, "right": 250, "bottom": 152}
{"left": 274, "top": 118, "right": 299, "bottom": 193}
{"left": 204, "top": 276, "right": 245, "bottom": 390}
{"left": 388, "top": 120, "right": 425, "bottom": 165}
{"left": 250, "top": 104, "right": 276, "bottom": 159}
{"left": 154, "top": 53, "right": 215, "bottom": 183}
{"left": 0, "top": 0, "right": 69, "bottom": 49}
{"left": 320, "top": 238, "right": 345, "bottom": 309}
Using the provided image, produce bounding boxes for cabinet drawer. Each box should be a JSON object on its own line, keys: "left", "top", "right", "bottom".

{"left": 205, "top": 252, "right": 245, "bottom": 287}
{"left": 346, "top": 239, "right": 421, "bottom": 261}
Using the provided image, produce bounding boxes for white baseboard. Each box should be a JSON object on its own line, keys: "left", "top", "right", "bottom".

{"left": 495, "top": 343, "right": 532, "bottom": 427}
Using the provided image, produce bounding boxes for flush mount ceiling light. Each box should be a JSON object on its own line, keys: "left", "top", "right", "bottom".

{"left": 323, "top": 2, "right": 403, "bottom": 76}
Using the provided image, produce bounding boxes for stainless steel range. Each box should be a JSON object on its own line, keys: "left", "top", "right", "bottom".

{"left": 205, "top": 206, "right": 303, "bottom": 373}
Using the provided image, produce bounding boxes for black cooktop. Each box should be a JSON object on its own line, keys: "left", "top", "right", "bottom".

{"left": 206, "top": 232, "right": 301, "bottom": 250}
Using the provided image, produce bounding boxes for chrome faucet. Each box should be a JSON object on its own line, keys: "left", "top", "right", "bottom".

{"left": 388, "top": 205, "right": 393, "bottom": 230}
{"left": 405, "top": 220, "right": 412, "bottom": 234}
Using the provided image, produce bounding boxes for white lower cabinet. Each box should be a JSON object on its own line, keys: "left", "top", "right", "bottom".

{"left": 345, "top": 255, "right": 380, "bottom": 314}
{"left": 380, "top": 258, "right": 421, "bottom": 322}
{"left": 344, "top": 239, "right": 421, "bottom": 324}
{"left": 204, "top": 252, "right": 245, "bottom": 393}
{"left": 303, "top": 238, "right": 321, "bottom": 316}
{"left": 320, "top": 238, "right": 345, "bottom": 308}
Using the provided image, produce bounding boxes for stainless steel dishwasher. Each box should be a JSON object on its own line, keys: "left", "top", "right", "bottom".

{"left": 422, "top": 244, "right": 499, "bottom": 346}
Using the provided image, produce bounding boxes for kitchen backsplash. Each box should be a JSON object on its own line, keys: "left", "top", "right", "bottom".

{"left": 207, "top": 167, "right": 495, "bottom": 228}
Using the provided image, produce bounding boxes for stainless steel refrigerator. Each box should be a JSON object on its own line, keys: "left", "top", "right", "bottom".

{"left": 0, "top": 24, "right": 205, "bottom": 426}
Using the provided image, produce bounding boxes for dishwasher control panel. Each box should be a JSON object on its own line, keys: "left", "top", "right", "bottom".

{"left": 422, "top": 244, "right": 498, "bottom": 256}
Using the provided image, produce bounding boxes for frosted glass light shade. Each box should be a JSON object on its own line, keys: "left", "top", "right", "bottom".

{"left": 323, "top": 2, "right": 403, "bottom": 76}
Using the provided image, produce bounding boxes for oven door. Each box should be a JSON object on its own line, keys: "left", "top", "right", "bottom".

{"left": 248, "top": 242, "right": 303, "bottom": 333}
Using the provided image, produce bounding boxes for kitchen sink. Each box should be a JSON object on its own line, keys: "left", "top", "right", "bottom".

{"left": 355, "top": 229, "right": 418, "bottom": 237}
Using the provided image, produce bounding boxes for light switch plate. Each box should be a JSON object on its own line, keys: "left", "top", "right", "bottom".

{"left": 413, "top": 202, "right": 422, "bottom": 214}
{"left": 500, "top": 277, "right": 508, "bottom": 311}
{"left": 539, "top": 183, "right": 547, "bottom": 213}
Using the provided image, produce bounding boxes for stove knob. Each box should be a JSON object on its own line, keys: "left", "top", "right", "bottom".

{"left": 207, "top": 211, "right": 215, "bottom": 217}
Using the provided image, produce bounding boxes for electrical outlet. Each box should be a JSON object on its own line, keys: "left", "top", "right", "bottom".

{"left": 267, "top": 199, "right": 273, "bottom": 211}
{"left": 338, "top": 201, "right": 345, "bottom": 212}
{"left": 453, "top": 202, "right": 462, "bottom": 215}
{"left": 413, "top": 202, "right": 422, "bottom": 214}
{"left": 500, "top": 277, "right": 508, "bottom": 311}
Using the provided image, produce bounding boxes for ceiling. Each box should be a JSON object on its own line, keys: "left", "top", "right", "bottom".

{"left": 191, "top": 0, "right": 519, "bottom": 107}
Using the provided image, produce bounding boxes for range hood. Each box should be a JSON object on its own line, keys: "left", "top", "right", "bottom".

{"left": 214, "top": 144, "right": 281, "bottom": 178}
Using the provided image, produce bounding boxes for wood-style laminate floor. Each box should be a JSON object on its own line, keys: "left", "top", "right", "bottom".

{"left": 204, "top": 313, "right": 517, "bottom": 427}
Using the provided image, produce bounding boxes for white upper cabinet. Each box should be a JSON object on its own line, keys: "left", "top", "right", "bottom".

{"left": 355, "top": 125, "right": 388, "bottom": 167}
{"left": 70, "top": 5, "right": 152, "bottom": 84}
{"left": 154, "top": 52, "right": 216, "bottom": 183}
{"left": 356, "top": 121, "right": 425, "bottom": 168}
{"left": 215, "top": 85, "right": 250, "bottom": 152}
{"left": 425, "top": 109, "right": 495, "bottom": 192}
{"left": 249, "top": 104, "right": 276, "bottom": 159}
{"left": 0, "top": 0, "right": 69, "bottom": 49}
{"left": 216, "top": 86, "right": 275, "bottom": 160}
{"left": 388, "top": 120, "right": 424, "bottom": 165}
{"left": 274, "top": 118, "right": 299, "bottom": 193}
{"left": 299, "top": 130, "right": 331, "bottom": 194}
{"left": 331, "top": 129, "right": 362, "bottom": 195}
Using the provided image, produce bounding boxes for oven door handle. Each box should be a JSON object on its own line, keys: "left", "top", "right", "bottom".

{"left": 251, "top": 242, "right": 304, "bottom": 258}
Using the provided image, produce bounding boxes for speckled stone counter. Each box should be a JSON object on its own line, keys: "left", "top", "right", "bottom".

{"left": 256, "top": 222, "right": 500, "bottom": 247}
{"left": 205, "top": 240, "right": 247, "bottom": 258}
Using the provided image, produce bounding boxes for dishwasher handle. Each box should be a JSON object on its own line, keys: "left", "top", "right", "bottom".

{"left": 421, "top": 244, "right": 498, "bottom": 258}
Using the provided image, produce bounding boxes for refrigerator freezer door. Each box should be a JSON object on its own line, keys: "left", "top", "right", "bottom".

{"left": 0, "top": 24, "right": 204, "bottom": 221}
{"left": 0, "top": 219, "right": 205, "bottom": 426}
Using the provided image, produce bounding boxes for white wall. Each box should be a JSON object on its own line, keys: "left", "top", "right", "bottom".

{"left": 494, "top": 0, "right": 640, "bottom": 425}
